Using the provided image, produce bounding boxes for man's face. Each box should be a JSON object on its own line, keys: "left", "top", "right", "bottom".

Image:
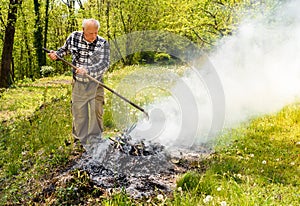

{"left": 83, "top": 24, "right": 98, "bottom": 43}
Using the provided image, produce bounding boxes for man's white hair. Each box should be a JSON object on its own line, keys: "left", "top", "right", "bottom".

{"left": 82, "top": 19, "right": 100, "bottom": 29}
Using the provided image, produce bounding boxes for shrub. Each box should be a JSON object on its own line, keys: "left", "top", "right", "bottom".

{"left": 40, "top": 66, "right": 55, "bottom": 77}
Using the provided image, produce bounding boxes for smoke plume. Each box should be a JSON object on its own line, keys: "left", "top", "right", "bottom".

{"left": 124, "top": 1, "right": 300, "bottom": 148}
{"left": 212, "top": 0, "right": 300, "bottom": 127}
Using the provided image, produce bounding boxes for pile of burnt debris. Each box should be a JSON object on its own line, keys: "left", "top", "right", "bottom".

{"left": 32, "top": 128, "right": 213, "bottom": 204}
{"left": 66, "top": 125, "right": 213, "bottom": 199}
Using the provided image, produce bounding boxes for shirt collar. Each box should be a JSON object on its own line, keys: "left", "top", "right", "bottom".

{"left": 81, "top": 32, "right": 98, "bottom": 45}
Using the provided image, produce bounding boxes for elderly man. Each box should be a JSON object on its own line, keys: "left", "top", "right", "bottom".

{"left": 48, "top": 18, "right": 110, "bottom": 147}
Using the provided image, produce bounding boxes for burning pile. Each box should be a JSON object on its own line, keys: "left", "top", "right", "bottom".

{"left": 68, "top": 126, "right": 212, "bottom": 198}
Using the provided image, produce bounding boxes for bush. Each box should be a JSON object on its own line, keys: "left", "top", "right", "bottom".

{"left": 154, "top": 53, "right": 171, "bottom": 62}
{"left": 40, "top": 66, "right": 55, "bottom": 77}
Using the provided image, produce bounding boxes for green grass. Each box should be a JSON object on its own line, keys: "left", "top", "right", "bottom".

{"left": 0, "top": 66, "right": 299, "bottom": 205}
{"left": 0, "top": 75, "right": 76, "bottom": 204}
{"left": 0, "top": 75, "right": 72, "bottom": 123}
{"left": 171, "top": 103, "right": 300, "bottom": 206}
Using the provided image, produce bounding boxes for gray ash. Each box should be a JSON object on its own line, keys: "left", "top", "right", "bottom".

{"left": 69, "top": 127, "right": 212, "bottom": 198}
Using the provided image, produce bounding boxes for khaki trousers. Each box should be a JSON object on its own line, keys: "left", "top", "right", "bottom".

{"left": 72, "top": 80, "right": 104, "bottom": 145}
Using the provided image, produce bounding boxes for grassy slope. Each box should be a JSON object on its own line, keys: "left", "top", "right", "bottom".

{"left": 0, "top": 68, "right": 299, "bottom": 205}
{"left": 0, "top": 76, "right": 75, "bottom": 204}
{"left": 174, "top": 104, "right": 300, "bottom": 205}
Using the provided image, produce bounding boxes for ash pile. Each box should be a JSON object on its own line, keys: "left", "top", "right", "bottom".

{"left": 72, "top": 126, "right": 212, "bottom": 198}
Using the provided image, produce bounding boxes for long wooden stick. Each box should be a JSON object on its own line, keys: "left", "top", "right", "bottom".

{"left": 43, "top": 47, "right": 149, "bottom": 119}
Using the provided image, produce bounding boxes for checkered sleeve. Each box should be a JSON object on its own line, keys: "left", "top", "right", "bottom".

{"left": 56, "top": 34, "right": 72, "bottom": 57}
{"left": 87, "top": 40, "right": 110, "bottom": 81}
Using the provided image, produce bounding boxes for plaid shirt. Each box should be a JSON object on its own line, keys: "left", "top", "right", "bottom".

{"left": 56, "top": 31, "right": 110, "bottom": 82}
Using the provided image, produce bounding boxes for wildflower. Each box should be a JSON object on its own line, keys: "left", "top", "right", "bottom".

{"left": 233, "top": 173, "right": 242, "bottom": 179}
{"left": 177, "top": 187, "right": 182, "bottom": 192}
{"left": 290, "top": 162, "right": 295, "bottom": 166}
{"left": 217, "top": 187, "right": 222, "bottom": 191}
{"left": 262, "top": 160, "right": 267, "bottom": 164}
{"left": 220, "top": 201, "right": 227, "bottom": 206}
{"left": 203, "top": 195, "right": 213, "bottom": 203}
{"left": 250, "top": 154, "right": 254, "bottom": 158}
{"left": 157, "top": 194, "right": 164, "bottom": 201}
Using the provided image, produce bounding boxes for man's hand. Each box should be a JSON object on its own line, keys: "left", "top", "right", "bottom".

{"left": 48, "top": 50, "right": 58, "bottom": 60}
{"left": 76, "top": 67, "right": 88, "bottom": 75}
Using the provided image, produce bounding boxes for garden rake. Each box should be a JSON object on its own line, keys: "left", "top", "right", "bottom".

{"left": 43, "top": 47, "right": 149, "bottom": 119}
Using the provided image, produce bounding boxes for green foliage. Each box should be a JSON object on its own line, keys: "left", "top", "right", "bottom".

{"left": 154, "top": 52, "right": 170, "bottom": 61}
{"left": 0, "top": 77, "right": 71, "bottom": 122}
{"left": 0, "top": 96, "right": 74, "bottom": 203}
{"left": 40, "top": 65, "right": 55, "bottom": 77}
{"left": 0, "top": 77, "right": 74, "bottom": 204}
{"left": 1, "top": 0, "right": 273, "bottom": 83}
{"left": 176, "top": 172, "right": 202, "bottom": 192}
{"left": 102, "top": 191, "right": 135, "bottom": 206}
{"left": 53, "top": 170, "right": 102, "bottom": 205}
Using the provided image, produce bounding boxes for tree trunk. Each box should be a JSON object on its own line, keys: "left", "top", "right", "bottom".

{"left": 0, "top": 0, "right": 22, "bottom": 88}
{"left": 60, "top": 0, "right": 82, "bottom": 35}
{"left": 0, "top": 7, "right": 5, "bottom": 42}
{"left": 34, "top": 0, "right": 45, "bottom": 77}
{"left": 106, "top": 1, "right": 126, "bottom": 66}
{"left": 20, "top": 6, "right": 32, "bottom": 79}
{"left": 43, "top": 0, "right": 50, "bottom": 52}
{"left": 96, "top": 0, "right": 101, "bottom": 20}
{"left": 66, "top": 0, "right": 77, "bottom": 34}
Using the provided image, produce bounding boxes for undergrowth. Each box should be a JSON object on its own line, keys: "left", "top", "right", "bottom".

{"left": 0, "top": 90, "right": 75, "bottom": 204}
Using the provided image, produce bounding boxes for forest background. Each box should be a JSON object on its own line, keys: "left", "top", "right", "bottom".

{"left": 0, "top": 0, "right": 272, "bottom": 88}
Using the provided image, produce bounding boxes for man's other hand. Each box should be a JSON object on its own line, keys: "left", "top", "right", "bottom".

{"left": 76, "top": 67, "right": 88, "bottom": 75}
{"left": 48, "top": 50, "right": 58, "bottom": 60}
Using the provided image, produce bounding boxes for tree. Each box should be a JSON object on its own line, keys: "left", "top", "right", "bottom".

{"left": 43, "top": 0, "right": 50, "bottom": 50}
{"left": 61, "top": 0, "right": 82, "bottom": 33}
{"left": 0, "top": 0, "right": 22, "bottom": 88}
{"left": 33, "top": 0, "right": 45, "bottom": 77}
{"left": 1, "top": 0, "right": 261, "bottom": 83}
{"left": 19, "top": 5, "right": 33, "bottom": 78}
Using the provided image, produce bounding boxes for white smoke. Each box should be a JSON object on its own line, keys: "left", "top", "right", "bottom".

{"left": 130, "top": 0, "right": 300, "bottom": 148}
{"left": 130, "top": 70, "right": 213, "bottom": 147}
{"left": 212, "top": 0, "right": 300, "bottom": 126}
